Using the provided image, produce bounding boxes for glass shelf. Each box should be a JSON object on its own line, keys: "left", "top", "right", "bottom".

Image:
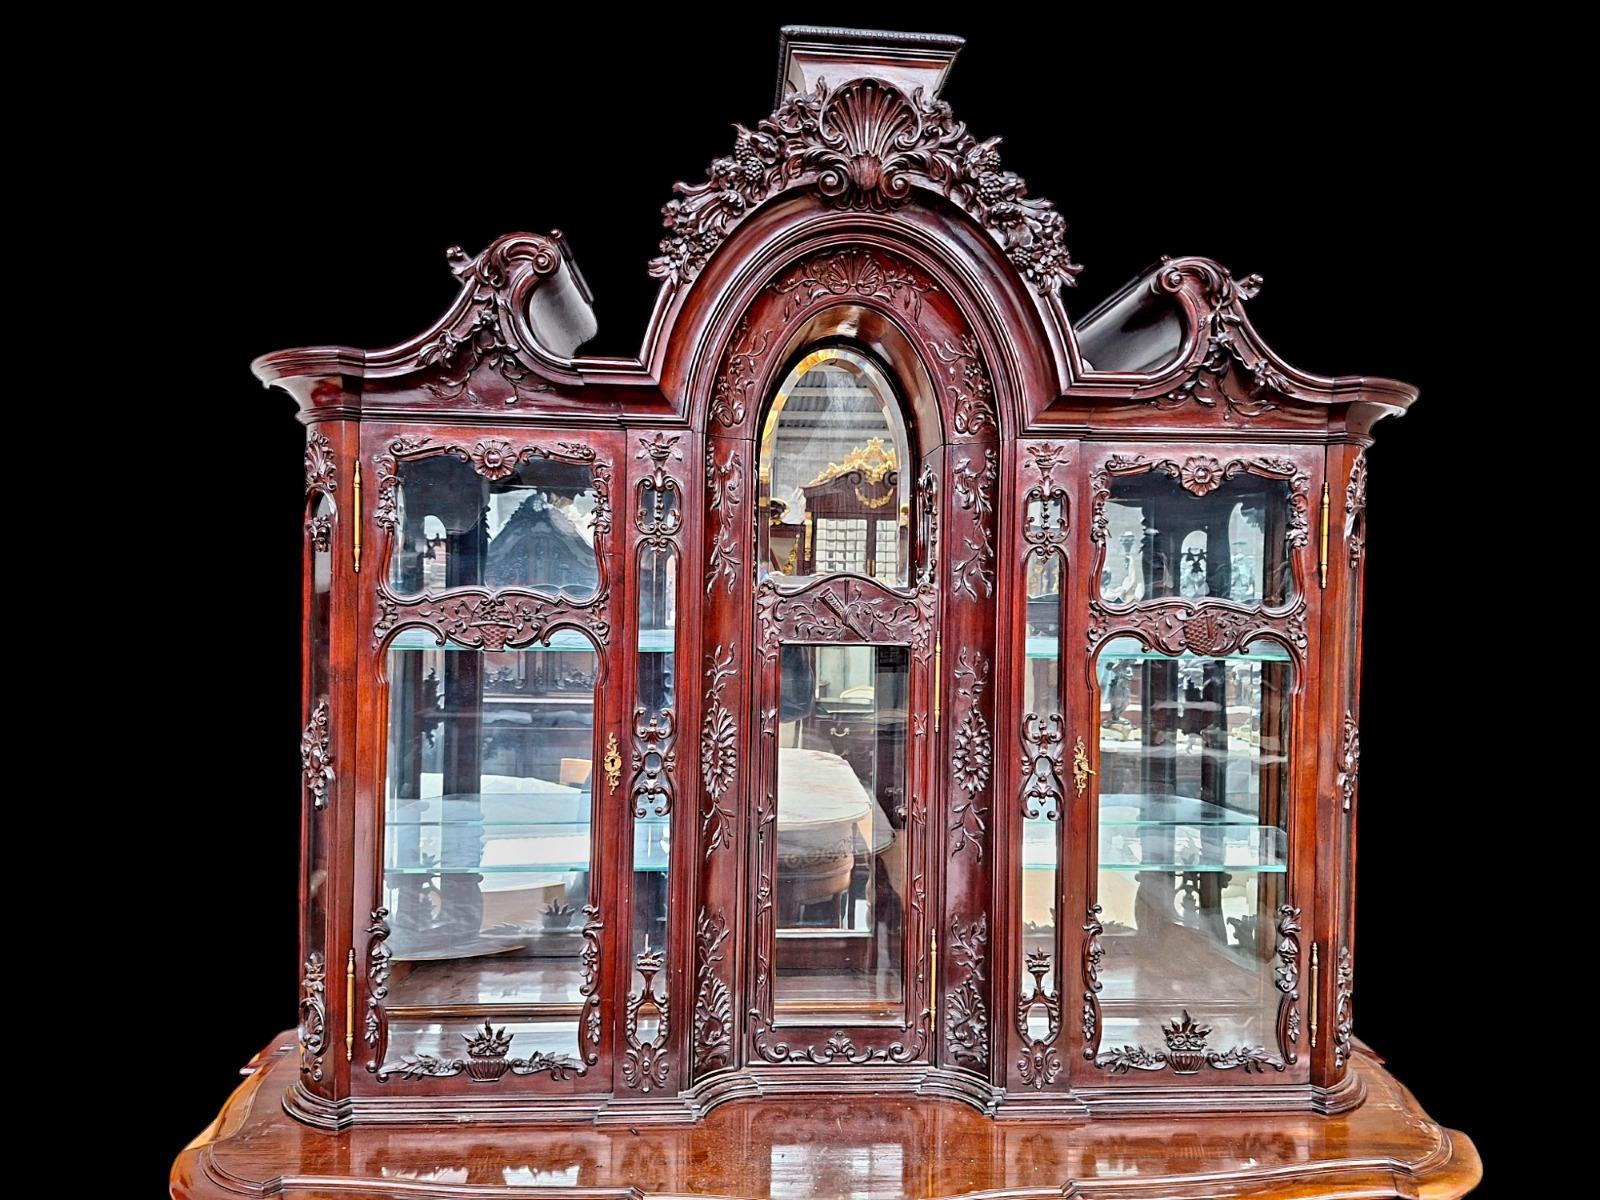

{"left": 1021, "top": 794, "right": 1286, "bottom": 873}
{"left": 1097, "top": 635, "right": 1292, "bottom": 663}
{"left": 638, "top": 627, "right": 674, "bottom": 654}
{"left": 1025, "top": 635, "right": 1059, "bottom": 661}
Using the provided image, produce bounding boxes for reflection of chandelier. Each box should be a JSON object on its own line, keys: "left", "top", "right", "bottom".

{"left": 805, "top": 436, "right": 899, "bottom": 487}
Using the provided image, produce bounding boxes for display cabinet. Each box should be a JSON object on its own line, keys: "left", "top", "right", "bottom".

{"left": 174, "top": 26, "right": 1479, "bottom": 1200}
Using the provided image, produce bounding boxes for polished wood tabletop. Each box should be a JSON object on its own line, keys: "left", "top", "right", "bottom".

{"left": 172, "top": 1033, "right": 1480, "bottom": 1198}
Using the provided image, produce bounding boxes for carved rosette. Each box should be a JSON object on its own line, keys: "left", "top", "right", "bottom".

{"left": 1148, "top": 259, "right": 1286, "bottom": 421}
{"left": 1344, "top": 452, "right": 1368, "bottom": 569}
{"left": 300, "top": 699, "right": 334, "bottom": 810}
{"left": 692, "top": 908, "right": 733, "bottom": 1073}
{"left": 1087, "top": 596, "right": 1308, "bottom": 660}
{"left": 700, "top": 645, "right": 737, "bottom": 857}
{"left": 298, "top": 951, "right": 326, "bottom": 1082}
{"left": 949, "top": 648, "right": 992, "bottom": 860}
{"left": 1337, "top": 713, "right": 1361, "bottom": 812}
{"left": 414, "top": 234, "right": 560, "bottom": 405}
{"left": 1333, "top": 946, "right": 1355, "bottom": 1070}
{"left": 364, "top": 908, "right": 392, "bottom": 1073}
{"left": 944, "top": 915, "right": 989, "bottom": 1068}
{"left": 650, "top": 76, "right": 1080, "bottom": 293}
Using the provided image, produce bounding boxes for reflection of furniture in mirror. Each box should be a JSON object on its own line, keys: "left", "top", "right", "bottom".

{"left": 182, "top": 24, "right": 1477, "bottom": 1200}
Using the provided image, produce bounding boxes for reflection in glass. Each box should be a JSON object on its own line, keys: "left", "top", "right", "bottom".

{"left": 1020, "top": 535, "right": 1062, "bottom": 1036}
{"left": 1099, "top": 470, "right": 1295, "bottom": 605}
{"left": 774, "top": 644, "right": 908, "bottom": 1021}
{"left": 759, "top": 348, "right": 911, "bottom": 586}
{"left": 305, "top": 494, "right": 333, "bottom": 958}
{"left": 383, "top": 635, "right": 597, "bottom": 1027}
{"left": 1093, "top": 636, "right": 1291, "bottom": 1055}
{"left": 633, "top": 539, "right": 675, "bottom": 1028}
{"left": 388, "top": 453, "right": 601, "bottom": 598}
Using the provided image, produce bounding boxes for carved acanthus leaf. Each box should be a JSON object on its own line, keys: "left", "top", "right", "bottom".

{"left": 1149, "top": 258, "right": 1282, "bottom": 421}
{"left": 1087, "top": 596, "right": 1308, "bottom": 659}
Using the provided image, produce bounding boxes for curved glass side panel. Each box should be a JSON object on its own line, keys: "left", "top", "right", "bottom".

{"left": 1092, "top": 635, "right": 1292, "bottom": 1062}
{"left": 388, "top": 454, "right": 602, "bottom": 599}
{"left": 1099, "top": 471, "right": 1296, "bottom": 606}
{"left": 382, "top": 632, "right": 598, "bottom": 1058}
{"left": 759, "top": 348, "right": 912, "bottom": 587}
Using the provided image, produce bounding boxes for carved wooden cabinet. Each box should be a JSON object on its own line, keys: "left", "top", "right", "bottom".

{"left": 174, "top": 26, "right": 1479, "bottom": 1200}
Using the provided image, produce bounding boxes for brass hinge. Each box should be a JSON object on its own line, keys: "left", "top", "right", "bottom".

{"left": 933, "top": 637, "right": 942, "bottom": 733}
{"left": 1310, "top": 942, "right": 1320, "bottom": 1049}
{"left": 352, "top": 460, "right": 363, "bottom": 575}
{"left": 1318, "top": 481, "right": 1329, "bottom": 589}
{"left": 929, "top": 929, "right": 938, "bottom": 1028}
{"left": 345, "top": 948, "right": 356, "bottom": 1061}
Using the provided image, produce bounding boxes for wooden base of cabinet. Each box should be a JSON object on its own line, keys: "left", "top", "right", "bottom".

{"left": 172, "top": 1032, "right": 1480, "bottom": 1199}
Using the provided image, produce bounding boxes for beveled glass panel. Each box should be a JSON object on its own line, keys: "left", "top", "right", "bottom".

{"left": 773, "top": 643, "right": 908, "bottom": 1022}
{"left": 633, "top": 542, "right": 675, "bottom": 1021}
{"left": 383, "top": 634, "right": 597, "bottom": 1021}
{"left": 1099, "top": 470, "right": 1296, "bottom": 605}
{"left": 306, "top": 494, "right": 333, "bottom": 951}
{"left": 387, "top": 453, "right": 602, "bottom": 599}
{"left": 1092, "top": 636, "right": 1291, "bottom": 1058}
{"left": 759, "top": 348, "right": 911, "bottom": 587}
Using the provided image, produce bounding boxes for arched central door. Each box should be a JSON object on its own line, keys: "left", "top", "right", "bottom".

{"left": 690, "top": 241, "right": 1006, "bottom": 1095}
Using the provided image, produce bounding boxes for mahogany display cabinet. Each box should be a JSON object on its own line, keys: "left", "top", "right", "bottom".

{"left": 173, "top": 26, "right": 1480, "bottom": 1200}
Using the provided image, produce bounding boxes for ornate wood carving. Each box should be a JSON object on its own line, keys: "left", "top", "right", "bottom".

{"left": 1148, "top": 259, "right": 1284, "bottom": 420}
{"left": 1087, "top": 595, "right": 1308, "bottom": 660}
{"left": 1082, "top": 905, "right": 1105, "bottom": 1060}
{"left": 773, "top": 248, "right": 936, "bottom": 319}
{"left": 756, "top": 576, "right": 935, "bottom": 661}
{"left": 1344, "top": 452, "right": 1368, "bottom": 569}
{"left": 379, "top": 1022, "right": 581, "bottom": 1083}
{"left": 1338, "top": 712, "right": 1360, "bottom": 811}
{"left": 700, "top": 645, "right": 738, "bottom": 858}
{"left": 416, "top": 235, "right": 560, "bottom": 405}
{"left": 934, "top": 335, "right": 996, "bottom": 435}
{"left": 1022, "top": 442, "right": 1069, "bottom": 552}
{"left": 622, "top": 950, "right": 671, "bottom": 1092}
{"left": 300, "top": 699, "right": 333, "bottom": 810}
{"left": 1095, "top": 1010, "right": 1286, "bottom": 1076}
{"left": 1333, "top": 946, "right": 1355, "bottom": 1070}
{"left": 1017, "top": 948, "right": 1063, "bottom": 1089}
{"left": 304, "top": 431, "right": 337, "bottom": 551}
{"left": 363, "top": 908, "right": 392, "bottom": 1074}
{"left": 298, "top": 951, "right": 326, "bottom": 1083}
{"left": 710, "top": 320, "right": 772, "bottom": 430}
{"left": 1275, "top": 905, "right": 1302, "bottom": 1065}
{"left": 374, "top": 588, "right": 612, "bottom": 652}
{"left": 631, "top": 708, "right": 676, "bottom": 818}
{"left": 949, "top": 648, "right": 991, "bottom": 859}
{"left": 916, "top": 462, "right": 940, "bottom": 587}
{"left": 636, "top": 433, "right": 684, "bottom": 546}
{"left": 950, "top": 448, "right": 998, "bottom": 598}
{"left": 578, "top": 904, "right": 603, "bottom": 1064}
{"left": 944, "top": 914, "right": 989, "bottom": 1067}
{"left": 705, "top": 443, "right": 745, "bottom": 592}
{"left": 1089, "top": 453, "right": 1310, "bottom": 550}
{"left": 692, "top": 908, "right": 733, "bottom": 1072}
{"left": 650, "top": 77, "right": 1080, "bottom": 293}
{"left": 1020, "top": 712, "right": 1064, "bottom": 820}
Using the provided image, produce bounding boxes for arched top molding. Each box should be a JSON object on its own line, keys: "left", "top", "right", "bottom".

{"left": 253, "top": 27, "right": 1416, "bottom": 442}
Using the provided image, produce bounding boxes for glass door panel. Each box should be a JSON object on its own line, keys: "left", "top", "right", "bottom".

{"left": 382, "top": 633, "right": 599, "bottom": 1059}
{"left": 773, "top": 643, "right": 909, "bottom": 1024}
{"left": 1092, "top": 635, "right": 1292, "bottom": 1065}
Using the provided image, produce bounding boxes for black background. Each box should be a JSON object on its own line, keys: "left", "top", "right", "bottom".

{"left": 136, "top": 13, "right": 1509, "bottom": 1195}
